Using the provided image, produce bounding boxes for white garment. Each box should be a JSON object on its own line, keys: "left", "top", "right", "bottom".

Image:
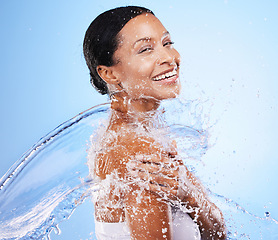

{"left": 95, "top": 208, "right": 201, "bottom": 240}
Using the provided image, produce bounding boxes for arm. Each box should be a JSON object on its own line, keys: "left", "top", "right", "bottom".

{"left": 125, "top": 187, "right": 173, "bottom": 240}
{"left": 178, "top": 169, "right": 227, "bottom": 239}
{"left": 128, "top": 151, "right": 227, "bottom": 240}
{"left": 94, "top": 134, "right": 175, "bottom": 239}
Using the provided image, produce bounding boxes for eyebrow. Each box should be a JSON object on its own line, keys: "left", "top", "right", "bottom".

{"left": 162, "top": 31, "right": 170, "bottom": 39}
{"left": 133, "top": 31, "right": 170, "bottom": 48}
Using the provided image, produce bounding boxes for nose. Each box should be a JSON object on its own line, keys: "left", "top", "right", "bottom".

{"left": 157, "top": 48, "right": 173, "bottom": 65}
{"left": 156, "top": 47, "right": 180, "bottom": 67}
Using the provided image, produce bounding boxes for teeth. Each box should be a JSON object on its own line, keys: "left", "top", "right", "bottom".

{"left": 153, "top": 69, "right": 177, "bottom": 81}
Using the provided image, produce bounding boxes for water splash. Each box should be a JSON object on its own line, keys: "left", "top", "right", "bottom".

{"left": 0, "top": 100, "right": 277, "bottom": 239}
{"left": 161, "top": 98, "right": 278, "bottom": 239}
{"left": 210, "top": 192, "right": 278, "bottom": 239}
{"left": 0, "top": 103, "right": 109, "bottom": 239}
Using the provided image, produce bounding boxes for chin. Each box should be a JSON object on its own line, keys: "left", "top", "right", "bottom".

{"left": 154, "top": 93, "right": 179, "bottom": 101}
{"left": 158, "top": 88, "right": 181, "bottom": 100}
{"left": 136, "top": 85, "right": 181, "bottom": 101}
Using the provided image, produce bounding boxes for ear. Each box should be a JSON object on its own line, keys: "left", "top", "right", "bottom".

{"left": 97, "top": 65, "right": 120, "bottom": 85}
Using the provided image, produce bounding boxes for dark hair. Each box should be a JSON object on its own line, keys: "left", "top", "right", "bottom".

{"left": 83, "top": 6, "right": 154, "bottom": 95}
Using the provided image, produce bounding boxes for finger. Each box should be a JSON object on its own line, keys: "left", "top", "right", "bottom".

{"left": 133, "top": 170, "right": 179, "bottom": 190}
{"left": 147, "top": 183, "right": 181, "bottom": 201}
{"left": 168, "top": 140, "right": 178, "bottom": 157}
{"left": 172, "top": 140, "right": 177, "bottom": 149}
{"left": 129, "top": 161, "right": 180, "bottom": 178}
{"left": 135, "top": 154, "right": 162, "bottom": 164}
{"left": 161, "top": 149, "right": 177, "bottom": 158}
{"left": 159, "top": 154, "right": 184, "bottom": 167}
{"left": 135, "top": 154, "right": 183, "bottom": 169}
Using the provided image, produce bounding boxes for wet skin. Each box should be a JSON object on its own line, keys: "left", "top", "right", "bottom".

{"left": 94, "top": 13, "right": 227, "bottom": 240}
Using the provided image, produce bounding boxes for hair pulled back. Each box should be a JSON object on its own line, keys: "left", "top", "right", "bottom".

{"left": 83, "top": 6, "right": 154, "bottom": 95}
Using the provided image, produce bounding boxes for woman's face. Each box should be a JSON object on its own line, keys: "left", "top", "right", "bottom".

{"left": 111, "top": 13, "right": 181, "bottom": 101}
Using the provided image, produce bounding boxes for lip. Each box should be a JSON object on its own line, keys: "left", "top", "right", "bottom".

{"left": 157, "top": 74, "right": 179, "bottom": 85}
{"left": 151, "top": 67, "right": 179, "bottom": 85}
{"left": 152, "top": 67, "right": 176, "bottom": 80}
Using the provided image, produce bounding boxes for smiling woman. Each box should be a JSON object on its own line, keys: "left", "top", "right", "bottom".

{"left": 84, "top": 6, "right": 226, "bottom": 240}
{"left": 102, "top": 14, "right": 181, "bottom": 101}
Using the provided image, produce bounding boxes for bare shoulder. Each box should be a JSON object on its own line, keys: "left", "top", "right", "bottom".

{"left": 94, "top": 127, "right": 162, "bottom": 179}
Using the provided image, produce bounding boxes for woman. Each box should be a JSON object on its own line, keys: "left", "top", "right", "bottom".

{"left": 84, "top": 6, "right": 226, "bottom": 240}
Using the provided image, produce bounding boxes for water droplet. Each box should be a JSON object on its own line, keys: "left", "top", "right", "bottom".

{"left": 265, "top": 212, "right": 270, "bottom": 217}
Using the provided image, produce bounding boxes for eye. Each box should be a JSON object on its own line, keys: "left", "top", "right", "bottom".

{"left": 163, "top": 41, "right": 175, "bottom": 47}
{"left": 138, "top": 46, "right": 153, "bottom": 54}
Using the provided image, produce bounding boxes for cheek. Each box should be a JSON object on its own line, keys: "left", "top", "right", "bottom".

{"left": 174, "top": 49, "right": 181, "bottom": 64}
{"left": 133, "top": 56, "right": 156, "bottom": 78}
{"left": 123, "top": 76, "right": 153, "bottom": 98}
{"left": 118, "top": 57, "right": 157, "bottom": 97}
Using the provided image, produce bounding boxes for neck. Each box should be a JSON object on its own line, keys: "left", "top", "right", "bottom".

{"left": 109, "top": 92, "right": 161, "bottom": 128}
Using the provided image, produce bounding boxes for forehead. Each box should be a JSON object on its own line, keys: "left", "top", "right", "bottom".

{"left": 118, "top": 14, "right": 168, "bottom": 43}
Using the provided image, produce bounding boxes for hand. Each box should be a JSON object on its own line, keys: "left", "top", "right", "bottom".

{"left": 127, "top": 146, "right": 227, "bottom": 239}
{"left": 127, "top": 144, "right": 192, "bottom": 202}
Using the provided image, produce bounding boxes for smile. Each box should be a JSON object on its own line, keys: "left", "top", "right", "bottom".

{"left": 152, "top": 69, "right": 178, "bottom": 81}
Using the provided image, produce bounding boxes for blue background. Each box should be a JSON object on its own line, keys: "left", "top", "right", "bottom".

{"left": 1, "top": 0, "right": 278, "bottom": 238}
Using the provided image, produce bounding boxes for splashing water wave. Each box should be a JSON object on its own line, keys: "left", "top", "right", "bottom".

{"left": 0, "top": 103, "right": 109, "bottom": 239}
{"left": 0, "top": 99, "right": 277, "bottom": 239}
